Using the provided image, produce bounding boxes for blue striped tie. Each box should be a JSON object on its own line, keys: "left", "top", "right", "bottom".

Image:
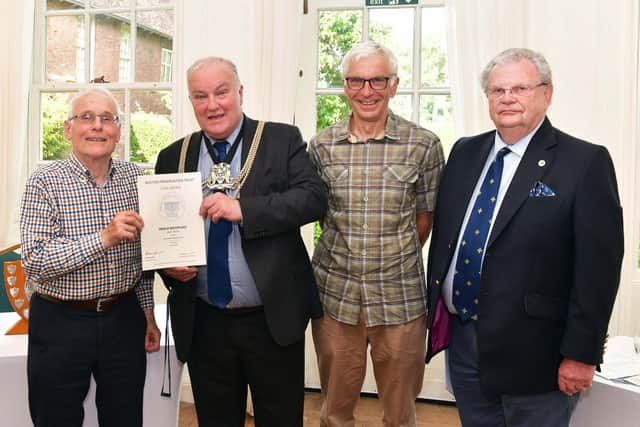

{"left": 207, "top": 141, "right": 233, "bottom": 307}
{"left": 452, "top": 147, "right": 510, "bottom": 320}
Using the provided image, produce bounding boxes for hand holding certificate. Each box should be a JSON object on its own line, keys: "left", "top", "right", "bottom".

{"left": 138, "top": 172, "right": 206, "bottom": 271}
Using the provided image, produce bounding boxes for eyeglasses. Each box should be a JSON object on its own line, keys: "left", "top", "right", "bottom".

{"left": 344, "top": 76, "right": 395, "bottom": 90}
{"left": 487, "top": 83, "right": 548, "bottom": 100}
{"left": 68, "top": 112, "right": 120, "bottom": 126}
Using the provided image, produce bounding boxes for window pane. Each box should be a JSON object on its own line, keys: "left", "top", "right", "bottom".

{"left": 92, "top": 14, "right": 131, "bottom": 83}
{"left": 317, "top": 10, "right": 362, "bottom": 89}
{"left": 316, "top": 95, "right": 350, "bottom": 133}
{"left": 419, "top": 94, "right": 454, "bottom": 155}
{"left": 41, "top": 92, "right": 73, "bottom": 161}
{"left": 135, "top": 10, "right": 174, "bottom": 82}
{"left": 47, "top": 0, "right": 84, "bottom": 10}
{"left": 369, "top": 8, "right": 413, "bottom": 88}
{"left": 421, "top": 7, "right": 449, "bottom": 87}
{"left": 389, "top": 94, "right": 412, "bottom": 121}
{"left": 90, "top": 0, "right": 130, "bottom": 8}
{"left": 130, "top": 90, "right": 172, "bottom": 164}
{"left": 46, "top": 15, "right": 86, "bottom": 83}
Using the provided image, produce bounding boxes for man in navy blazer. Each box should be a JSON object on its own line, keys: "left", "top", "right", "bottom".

{"left": 155, "top": 57, "right": 327, "bottom": 426}
{"left": 426, "top": 48, "right": 623, "bottom": 426}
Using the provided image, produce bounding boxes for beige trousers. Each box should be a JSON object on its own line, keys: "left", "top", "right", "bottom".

{"left": 312, "top": 312, "right": 427, "bottom": 427}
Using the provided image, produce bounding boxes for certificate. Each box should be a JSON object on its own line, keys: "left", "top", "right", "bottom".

{"left": 138, "top": 172, "right": 206, "bottom": 271}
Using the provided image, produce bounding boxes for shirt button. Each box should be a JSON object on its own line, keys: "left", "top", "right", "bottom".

{"left": 363, "top": 196, "right": 368, "bottom": 202}
{"left": 361, "top": 250, "right": 366, "bottom": 256}
{"left": 362, "top": 224, "right": 368, "bottom": 230}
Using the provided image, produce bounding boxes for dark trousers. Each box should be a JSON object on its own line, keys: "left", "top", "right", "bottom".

{"left": 448, "top": 315, "right": 579, "bottom": 427}
{"left": 28, "top": 292, "right": 147, "bottom": 427}
{"left": 189, "top": 298, "right": 305, "bottom": 427}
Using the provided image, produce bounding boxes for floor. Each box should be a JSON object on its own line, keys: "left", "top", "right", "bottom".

{"left": 178, "top": 391, "right": 462, "bottom": 426}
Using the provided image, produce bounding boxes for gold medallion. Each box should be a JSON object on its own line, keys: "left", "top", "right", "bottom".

{"left": 203, "top": 162, "right": 234, "bottom": 193}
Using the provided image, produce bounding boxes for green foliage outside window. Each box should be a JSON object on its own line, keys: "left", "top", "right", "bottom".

{"left": 41, "top": 94, "right": 171, "bottom": 164}
{"left": 42, "top": 94, "right": 71, "bottom": 160}
{"left": 129, "top": 111, "right": 171, "bottom": 164}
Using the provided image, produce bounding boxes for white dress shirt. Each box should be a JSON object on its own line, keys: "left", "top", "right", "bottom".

{"left": 442, "top": 121, "right": 543, "bottom": 314}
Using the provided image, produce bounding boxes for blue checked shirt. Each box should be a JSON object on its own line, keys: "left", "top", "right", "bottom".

{"left": 20, "top": 153, "right": 154, "bottom": 309}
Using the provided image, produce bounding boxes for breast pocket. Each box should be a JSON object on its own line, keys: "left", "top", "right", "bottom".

{"left": 324, "top": 165, "right": 350, "bottom": 209}
{"left": 382, "top": 164, "right": 418, "bottom": 209}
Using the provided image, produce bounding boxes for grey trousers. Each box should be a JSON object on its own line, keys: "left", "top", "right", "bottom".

{"left": 448, "top": 315, "right": 579, "bottom": 427}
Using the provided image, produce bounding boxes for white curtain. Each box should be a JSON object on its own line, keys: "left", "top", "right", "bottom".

{"left": 445, "top": 0, "right": 639, "bottom": 335}
{"left": 174, "top": 0, "right": 302, "bottom": 136}
{"left": 0, "top": 1, "right": 35, "bottom": 248}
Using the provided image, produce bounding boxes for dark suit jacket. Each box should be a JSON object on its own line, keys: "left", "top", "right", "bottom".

{"left": 155, "top": 116, "right": 327, "bottom": 362}
{"left": 426, "top": 117, "right": 623, "bottom": 395}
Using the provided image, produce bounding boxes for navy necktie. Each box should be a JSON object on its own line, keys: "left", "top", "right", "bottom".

{"left": 207, "top": 141, "right": 233, "bottom": 307}
{"left": 452, "top": 147, "right": 511, "bottom": 321}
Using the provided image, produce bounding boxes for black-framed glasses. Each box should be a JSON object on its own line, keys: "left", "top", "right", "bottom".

{"left": 344, "top": 76, "right": 395, "bottom": 90}
{"left": 487, "top": 83, "right": 548, "bottom": 100}
{"left": 68, "top": 112, "right": 120, "bottom": 126}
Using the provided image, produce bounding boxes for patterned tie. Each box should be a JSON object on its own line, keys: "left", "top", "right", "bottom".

{"left": 452, "top": 147, "right": 511, "bottom": 321}
{"left": 207, "top": 141, "right": 233, "bottom": 307}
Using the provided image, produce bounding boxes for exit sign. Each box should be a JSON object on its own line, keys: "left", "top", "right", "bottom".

{"left": 365, "top": 0, "right": 419, "bottom": 6}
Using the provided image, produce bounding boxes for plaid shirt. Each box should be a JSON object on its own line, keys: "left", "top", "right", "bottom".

{"left": 20, "top": 153, "right": 153, "bottom": 309}
{"left": 309, "top": 111, "right": 444, "bottom": 326}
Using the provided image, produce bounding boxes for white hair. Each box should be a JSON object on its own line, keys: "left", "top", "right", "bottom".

{"left": 480, "top": 48, "right": 553, "bottom": 92}
{"left": 341, "top": 41, "right": 398, "bottom": 78}
{"left": 68, "top": 87, "right": 121, "bottom": 118}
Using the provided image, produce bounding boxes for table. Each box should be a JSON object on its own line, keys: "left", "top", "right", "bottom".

{"left": 570, "top": 337, "right": 640, "bottom": 427}
{"left": 0, "top": 304, "right": 183, "bottom": 426}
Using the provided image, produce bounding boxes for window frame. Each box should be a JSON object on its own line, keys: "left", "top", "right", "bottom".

{"left": 306, "top": 0, "right": 450, "bottom": 132}
{"left": 30, "top": 0, "right": 175, "bottom": 171}
{"left": 160, "top": 47, "right": 173, "bottom": 82}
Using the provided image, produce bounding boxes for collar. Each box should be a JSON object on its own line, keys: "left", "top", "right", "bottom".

{"left": 67, "top": 152, "right": 115, "bottom": 184}
{"left": 335, "top": 110, "right": 402, "bottom": 144}
{"left": 493, "top": 118, "right": 544, "bottom": 159}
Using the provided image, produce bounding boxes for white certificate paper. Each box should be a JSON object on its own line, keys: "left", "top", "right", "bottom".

{"left": 138, "top": 172, "right": 206, "bottom": 271}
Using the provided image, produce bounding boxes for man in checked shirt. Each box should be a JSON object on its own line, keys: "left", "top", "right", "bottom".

{"left": 309, "top": 41, "right": 445, "bottom": 427}
{"left": 20, "top": 87, "right": 160, "bottom": 427}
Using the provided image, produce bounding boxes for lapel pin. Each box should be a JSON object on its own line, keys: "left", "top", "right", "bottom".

{"left": 538, "top": 160, "right": 546, "bottom": 167}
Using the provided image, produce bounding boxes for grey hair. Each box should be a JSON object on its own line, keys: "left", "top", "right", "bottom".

{"left": 68, "top": 87, "right": 121, "bottom": 118}
{"left": 341, "top": 41, "right": 398, "bottom": 78}
{"left": 480, "top": 48, "right": 553, "bottom": 92}
{"left": 187, "top": 56, "right": 241, "bottom": 88}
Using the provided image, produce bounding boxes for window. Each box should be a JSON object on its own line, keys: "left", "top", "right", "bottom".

{"left": 298, "top": 0, "right": 452, "bottom": 256}
{"left": 308, "top": 0, "right": 454, "bottom": 154}
{"left": 33, "top": 0, "right": 175, "bottom": 169}
{"left": 119, "top": 23, "right": 131, "bottom": 82}
{"left": 160, "top": 48, "right": 172, "bottom": 82}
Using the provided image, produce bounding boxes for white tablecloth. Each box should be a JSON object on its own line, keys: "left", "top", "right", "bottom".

{"left": 0, "top": 304, "right": 183, "bottom": 427}
{"left": 570, "top": 337, "right": 640, "bottom": 427}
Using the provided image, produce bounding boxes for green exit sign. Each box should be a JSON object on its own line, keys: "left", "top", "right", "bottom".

{"left": 366, "top": 0, "right": 419, "bottom": 6}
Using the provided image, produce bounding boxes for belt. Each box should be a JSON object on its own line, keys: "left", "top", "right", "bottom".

{"left": 196, "top": 297, "right": 263, "bottom": 316}
{"left": 36, "top": 289, "right": 134, "bottom": 312}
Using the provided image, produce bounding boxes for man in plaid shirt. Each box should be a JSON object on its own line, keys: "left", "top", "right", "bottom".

{"left": 20, "top": 88, "right": 160, "bottom": 427}
{"left": 309, "top": 41, "right": 445, "bottom": 426}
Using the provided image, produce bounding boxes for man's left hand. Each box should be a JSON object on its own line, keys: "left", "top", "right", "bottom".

{"left": 200, "top": 192, "right": 242, "bottom": 223}
{"left": 558, "top": 357, "right": 595, "bottom": 395}
{"left": 143, "top": 308, "right": 161, "bottom": 353}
